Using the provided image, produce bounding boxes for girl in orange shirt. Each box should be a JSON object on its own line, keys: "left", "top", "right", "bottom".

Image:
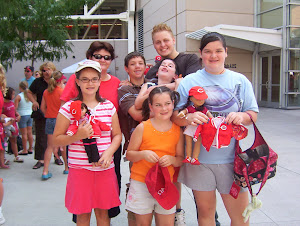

{"left": 126, "top": 86, "right": 184, "bottom": 226}
{"left": 40, "top": 71, "right": 67, "bottom": 180}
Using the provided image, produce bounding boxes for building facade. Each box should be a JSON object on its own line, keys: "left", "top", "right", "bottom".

{"left": 136, "top": 0, "right": 300, "bottom": 109}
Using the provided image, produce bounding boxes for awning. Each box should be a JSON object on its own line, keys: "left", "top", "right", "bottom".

{"left": 186, "top": 24, "right": 282, "bottom": 51}
{"left": 61, "top": 59, "right": 87, "bottom": 74}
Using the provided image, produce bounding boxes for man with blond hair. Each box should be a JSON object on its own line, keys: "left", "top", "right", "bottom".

{"left": 146, "top": 23, "right": 201, "bottom": 79}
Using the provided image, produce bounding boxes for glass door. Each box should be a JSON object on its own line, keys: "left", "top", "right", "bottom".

{"left": 259, "top": 55, "right": 280, "bottom": 108}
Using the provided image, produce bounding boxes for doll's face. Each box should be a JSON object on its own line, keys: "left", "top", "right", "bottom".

{"left": 81, "top": 107, "right": 87, "bottom": 118}
{"left": 190, "top": 96, "right": 205, "bottom": 107}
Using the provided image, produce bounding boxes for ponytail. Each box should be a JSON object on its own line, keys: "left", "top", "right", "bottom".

{"left": 19, "top": 81, "right": 29, "bottom": 102}
{"left": 48, "top": 71, "right": 63, "bottom": 93}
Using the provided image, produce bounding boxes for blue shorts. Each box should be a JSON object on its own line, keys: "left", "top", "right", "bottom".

{"left": 18, "top": 115, "right": 33, "bottom": 129}
{"left": 45, "top": 118, "right": 56, "bottom": 135}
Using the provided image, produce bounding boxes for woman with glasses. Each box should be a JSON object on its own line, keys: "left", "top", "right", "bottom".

{"left": 27, "top": 62, "right": 56, "bottom": 169}
{"left": 60, "top": 41, "right": 122, "bottom": 220}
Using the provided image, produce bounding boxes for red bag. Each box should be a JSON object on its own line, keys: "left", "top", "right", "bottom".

{"left": 233, "top": 114, "right": 278, "bottom": 197}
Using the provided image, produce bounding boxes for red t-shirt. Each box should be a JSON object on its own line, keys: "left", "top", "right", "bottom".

{"left": 60, "top": 74, "right": 120, "bottom": 111}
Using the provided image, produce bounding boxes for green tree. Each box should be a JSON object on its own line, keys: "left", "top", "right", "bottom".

{"left": 0, "top": 0, "right": 98, "bottom": 69}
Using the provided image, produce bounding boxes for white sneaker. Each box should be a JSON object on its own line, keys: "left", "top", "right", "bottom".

{"left": 175, "top": 209, "right": 186, "bottom": 226}
{"left": 0, "top": 207, "right": 5, "bottom": 225}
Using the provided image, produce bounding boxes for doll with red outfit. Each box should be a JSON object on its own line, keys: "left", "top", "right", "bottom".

{"left": 67, "top": 100, "right": 110, "bottom": 163}
{"left": 178, "top": 86, "right": 213, "bottom": 165}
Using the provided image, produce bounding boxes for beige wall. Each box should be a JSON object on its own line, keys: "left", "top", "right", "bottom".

{"left": 137, "top": 0, "right": 254, "bottom": 81}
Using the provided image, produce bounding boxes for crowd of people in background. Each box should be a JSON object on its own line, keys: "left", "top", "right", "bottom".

{"left": 0, "top": 23, "right": 259, "bottom": 226}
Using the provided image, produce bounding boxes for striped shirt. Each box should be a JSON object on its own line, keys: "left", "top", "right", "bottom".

{"left": 59, "top": 100, "right": 116, "bottom": 171}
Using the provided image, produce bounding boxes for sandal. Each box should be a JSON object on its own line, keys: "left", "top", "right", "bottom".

{"left": 14, "top": 156, "right": 24, "bottom": 163}
{"left": 0, "top": 165, "right": 9, "bottom": 169}
{"left": 54, "top": 158, "right": 63, "bottom": 165}
{"left": 18, "top": 150, "right": 28, "bottom": 155}
{"left": 4, "top": 159, "right": 9, "bottom": 165}
{"left": 33, "top": 161, "right": 44, "bottom": 169}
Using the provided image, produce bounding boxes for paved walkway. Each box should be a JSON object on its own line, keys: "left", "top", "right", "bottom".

{"left": 1, "top": 107, "right": 300, "bottom": 225}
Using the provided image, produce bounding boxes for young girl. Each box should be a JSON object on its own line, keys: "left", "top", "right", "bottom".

{"left": 125, "top": 86, "right": 184, "bottom": 226}
{"left": 53, "top": 60, "right": 122, "bottom": 226}
{"left": 173, "top": 32, "right": 258, "bottom": 225}
{"left": 134, "top": 58, "right": 179, "bottom": 111}
{"left": 14, "top": 81, "right": 33, "bottom": 155}
{"left": 3, "top": 87, "right": 23, "bottom": 163}
{"left": 40, "top": 71, "right": 68, "bottom": 179}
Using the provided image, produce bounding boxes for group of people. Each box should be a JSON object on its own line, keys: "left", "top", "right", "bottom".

{"left": 0, "top": 22, "right": 259, "bottom": 226}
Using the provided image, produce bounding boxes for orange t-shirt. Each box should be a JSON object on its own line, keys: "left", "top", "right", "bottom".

{"left": 130, "top": 119, "right": 180, "bottom": 183}
{"left": 43, "top": 87, "right": 63, "bottom": 118}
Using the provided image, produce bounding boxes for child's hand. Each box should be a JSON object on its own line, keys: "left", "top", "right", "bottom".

{"left": 159, "top": 155, "right": 174, "bottom": 167}
{"left": 143, "top": 150, "right": 159, "bottom": 163}
{"left": 98, "top": 151, "right": 113, "bottom": 169}
{"left": 76, "top": 121, "right": 93, "bottom": 139}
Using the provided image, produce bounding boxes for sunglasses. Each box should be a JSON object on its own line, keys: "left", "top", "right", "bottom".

{"left": 92, "top": 54, "right": 112, "bottom": 60}
{"left": 42, "top": 69, "right": 47, "bottom": 72}
{"left": 24, "top": 70, "right": 31, "bottom": 73}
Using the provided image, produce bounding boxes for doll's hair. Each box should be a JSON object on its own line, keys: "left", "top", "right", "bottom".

{"left": 142, "top": 86, "right": 180, "bottom": 121}
{"left": 180, "top": 96, "right": 205, "bottom": 113}
{"left": 81, "top": 102, "right": 91, "bottom": 116}
{"left": 4, "top": 87, "right": 15, "bottom": 100}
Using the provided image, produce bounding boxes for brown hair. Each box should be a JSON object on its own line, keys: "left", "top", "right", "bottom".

{"left": 74, "top": 70, "right": 105, "bottom": 103}
{"left": 86, "top": 41, "right": 115, "bottom": 60}
{"left": 152, "top": 23, "right": 174, "bottom": 40}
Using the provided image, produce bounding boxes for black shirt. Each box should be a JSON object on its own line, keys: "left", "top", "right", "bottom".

{"left": 145, "top": 52, "right": 201, "bottom": 79}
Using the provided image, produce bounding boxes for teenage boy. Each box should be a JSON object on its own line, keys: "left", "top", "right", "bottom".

{"left": 146, "top": 23, "right": 201, "bottom": 80}
{"left": 118, "top": 51, "right": 148, "bottom": 226}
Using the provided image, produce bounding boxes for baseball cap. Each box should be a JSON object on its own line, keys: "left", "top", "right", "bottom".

{"left": 70, "top": 100, "right": 82, "bottom": 121}
{"left": 145, "top": 163, "right": 179, "bottom": 210}
{"left": 189, "top": 86, "right": 208, "bottom": 100}
{"left": 75, "top": 60, "right": 102, "bottom": 73}
{"left": 24, "top": 66, "right": 34, "bottom": 72}
{"left": 155, "top": 55, "right": 162, "bottom": 63}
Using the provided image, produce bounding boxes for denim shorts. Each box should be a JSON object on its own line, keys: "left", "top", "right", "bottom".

{"left": 18, "top": 115, "right": 33, "bottom": 129}
{"left": 45, "top": 118, "right": 56, "bottom": 135}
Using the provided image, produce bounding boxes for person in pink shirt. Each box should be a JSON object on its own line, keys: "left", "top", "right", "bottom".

{"left": 60, "top": 41, "right": 122, "bottom": 220}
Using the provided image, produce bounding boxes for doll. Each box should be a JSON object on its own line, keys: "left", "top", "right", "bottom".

{"left": 177, "top": 86, "right": 213, "bottom": 165}
{"left": 67, "top": 100, "right": 110, "bottom": 163}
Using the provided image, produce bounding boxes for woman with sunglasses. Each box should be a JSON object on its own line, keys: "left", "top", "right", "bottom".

{"left": 27, "top": 62, "right": 56, "bottom": 169}
{"left": 60, "top": 41, "right": 122, "bottom": 221}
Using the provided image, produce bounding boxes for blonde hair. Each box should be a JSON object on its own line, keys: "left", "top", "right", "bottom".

{"left": 152, "top": 23, "right": 174, "bottom": 40}
{"left": 19, "top": 81, "right": 29, "bottom": 102}
{"left": 48, "top": 71, "right": 63, "bottom": 93}
{"left": 40, "top": 62, "right": 56, "bottom": 78}
{"left": 0, "top": 64, "right": 7, "bottom": 94}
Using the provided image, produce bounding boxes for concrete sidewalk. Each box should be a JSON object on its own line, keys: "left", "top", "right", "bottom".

{"left": 1, "top": 107, "right": 300, "bottom": 225}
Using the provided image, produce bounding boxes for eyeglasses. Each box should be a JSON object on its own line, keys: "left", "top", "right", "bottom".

{"left": 24, "top": 70, "right": 31, "bottom": 73}
{"left": 92, "top": 54, "right": 112, "bottom": 60}
{"left": 79, "top": 77, "right": 100, "bottom": 83}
